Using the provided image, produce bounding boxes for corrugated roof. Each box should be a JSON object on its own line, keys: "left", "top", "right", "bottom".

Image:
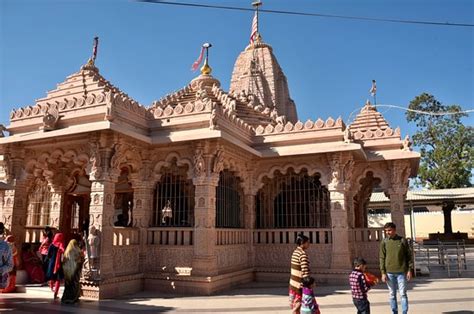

{"left": 370, "top": 187, "right": 474, "bottom": 204}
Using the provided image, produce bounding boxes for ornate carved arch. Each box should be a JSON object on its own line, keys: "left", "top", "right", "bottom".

{"left": 152, "top": 151, "right": 193, "bottom": 182}
{"left": 352, "top": 164, "right": 389, "bottom": 193}
{"left": 22, "top": 148, "right": 90, "bottom": 194}
{"left": 255, "top": 163, "right": 330, "bottom": 194}
{"left": 110, "top": 143, "right": 143, "bottom": 180}
{"left": 353, "top": 171, "right": 383, "bottom": 228}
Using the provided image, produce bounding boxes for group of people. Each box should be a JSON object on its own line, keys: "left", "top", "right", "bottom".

{"left": 290, "top": 222, "right": 413, "bottom": 314}
{"left": 0, "top": 224, "right": 86, "bottom": 304}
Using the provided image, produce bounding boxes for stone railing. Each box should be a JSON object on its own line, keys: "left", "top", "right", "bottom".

{"left": 146, "top": 227, "right": 194, "bottom": 246}
{"left": 253, "top": 228, "right": 332, "bottom": 245}
{"left": 352, "top": 228, "right": 384, "bottom": 243}
{"left": 24, "top": 226, "right": 45, "bottom": 243}
{"left": 255, "top": 117, "right": 344, "bottom": 135}
{"left": 352, "top": 228, "right": 384, "bottom": 266}
{"left": 113, "top": 227, "right": 140, "bottom": 246}
{"left": 216, "top": 228, "right": 249, "bottom": 245}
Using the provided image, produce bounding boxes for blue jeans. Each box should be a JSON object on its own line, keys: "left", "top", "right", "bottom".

{"left": 386, "top": 272, "right": 408, "bottom": 314}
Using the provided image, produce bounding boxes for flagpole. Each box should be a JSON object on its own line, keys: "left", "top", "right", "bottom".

{"left": 252, "top": 1, "right": 262, "bottom": 35}
{"left": 370, "top": 79, "right": 377, "bottom": 107}
{"left": 92, "top": 36, "right": 99, "bottom": 63}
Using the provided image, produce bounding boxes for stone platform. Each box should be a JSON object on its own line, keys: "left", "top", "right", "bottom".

{"left": 2, "top": 277, "right": 473, "bottom": 313}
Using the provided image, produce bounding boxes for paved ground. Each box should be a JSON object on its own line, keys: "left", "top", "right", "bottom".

{"left": 0, "top": 277, "right": 473, "bottom": 313}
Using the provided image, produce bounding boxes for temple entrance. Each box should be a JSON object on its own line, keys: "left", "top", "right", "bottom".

{"left": 61, "top": 173, "right": 91, "bottom": 243}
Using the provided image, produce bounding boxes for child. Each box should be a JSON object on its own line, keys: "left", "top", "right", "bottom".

{"left": 349, "top": 257, "right": 375, "bottom": 314}
{"left": 301, "top": 276, "right": 321, "bottom": 314}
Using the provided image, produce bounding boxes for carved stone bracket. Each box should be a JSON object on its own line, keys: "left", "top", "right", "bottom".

{"left": 388, "top": 160, "right": 411, "bottom": 195}
{"left": 212, "top": 148, "right": 224, "bottom": 174}
{"left": 328, "top": 153, "right": 354, "bottom": 190}
{"left": 193, "top": 148, "right": 205, "bottom": 177}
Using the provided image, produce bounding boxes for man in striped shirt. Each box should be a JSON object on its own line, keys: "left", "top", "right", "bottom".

{"left": 289, "top": 233, "right": 310, "bottom": 314}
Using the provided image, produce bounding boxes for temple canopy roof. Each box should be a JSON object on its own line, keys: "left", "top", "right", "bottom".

{"left": 349, "top": 100, "right": 401, "bottom": 144}
{"left": 8, "top": 59, "right": 147, "bottom": 136}
{"left": 148, "top": 69, "right": 276, "bottom": 129}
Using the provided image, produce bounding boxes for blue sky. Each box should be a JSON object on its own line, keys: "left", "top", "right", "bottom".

{"left": 1, "top": 0, "right": 473, "bottom": 136}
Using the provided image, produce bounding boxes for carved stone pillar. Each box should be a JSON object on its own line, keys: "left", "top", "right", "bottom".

{"left": 131, "top": 179, "right": 154, "bottom": 272}
{"left": 388, "top": 160, "right": 410, "bottom": 237}
{"left": 328, "top": 153, "right": 353, "bottom": 269}
{"left": 4, "top": 181, "right": 29, "bottom": 244}
{"left": 388, "top": 190, "right": 406, "bottom": 237}
{"left": 192, "top": 175, "right": 219, "bottom": 276}
{"left": 244, "top": 192, "right": 256, "bottom": 268}
{"left": 328, "top": 186, "right": 351, "bottom": 269}
{"left": 4, "top": 150, "right": 29, "bottom": 243}
{"left": 89, "top": 179, "right": 116, "bottom": 280}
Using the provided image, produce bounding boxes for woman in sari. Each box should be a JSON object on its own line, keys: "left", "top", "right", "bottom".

{"left": 61, "top": 239, "right": 84, "bottom": 304}
{"left": 0, "top": 235, "right": 18, "bottom": 293}
{"left": 21, "top": 243, "right": 45, "bottom": 284}
{"left": 45, "top": 233, "right": 65, "bottom": 299}
{"left": 38, "top": 226, "right": 53, "bottom": 276}
{"left": 289, "top": 233, "right": 311, "bottom": 314}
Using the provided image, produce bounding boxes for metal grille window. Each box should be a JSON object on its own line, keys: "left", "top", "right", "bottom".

{"left": 216, "top": 170, "right": 243, "bottom": 228}
{"left": 154, "top": 165, "right": 194, "bottom": 227}
{"left": 256, "top": 170, "right": 330, "bottom": 229}
{"left": 26, "top": 179, "right": 52, "bottom": 226}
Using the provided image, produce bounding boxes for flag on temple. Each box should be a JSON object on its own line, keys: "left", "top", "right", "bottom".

{"left": 191, "top": 46, "right": 205, "bottom": 71}
{"left": 92, "top": 37, "right": 99, "bottom": 62}
{"left": 250, "top": 11, "right": 258, "bottom": 43}
{"left": 370, "top": 80, "right": 377, "bottom": 96}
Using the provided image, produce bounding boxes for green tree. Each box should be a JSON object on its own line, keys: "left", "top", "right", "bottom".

{"left": 407, "top": 93, "right": 473, "bottom": 234}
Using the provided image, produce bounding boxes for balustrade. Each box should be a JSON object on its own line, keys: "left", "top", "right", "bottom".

{"left": 253, "top": 229, "right": 332, "bottom": 245}
{"left": 216, "top": 228, "right": 249, "bottom": 245}
{"left": 113, "top": 227, "right": 140, "bottom": 246}
{"left": 24, "top": 226, "right": 44, "bottom": 243}
{"left": 352, "top": 228, "right": 384, "bottom": 243}
{"left": 147, "top": 227, "right": 193, "bottom": 245}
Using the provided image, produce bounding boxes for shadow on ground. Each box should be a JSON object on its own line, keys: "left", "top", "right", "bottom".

{"left": 0, "top": 296, "right": 174, "bottom": 313}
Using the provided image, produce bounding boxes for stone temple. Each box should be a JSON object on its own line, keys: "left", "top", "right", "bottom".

{"left": 0, "top": 25, "right": 419, "bottom": 299}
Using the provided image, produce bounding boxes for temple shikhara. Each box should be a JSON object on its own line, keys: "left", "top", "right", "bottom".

{"left": 0, "top": 13, "right": 419, "bottom": 299}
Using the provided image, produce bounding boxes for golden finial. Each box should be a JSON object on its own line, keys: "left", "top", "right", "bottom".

{"left": 81, "top": 37, "right": 99, "bottom": 71}
{"left": 200, "top": 43, "right": 212, "bottom": 75}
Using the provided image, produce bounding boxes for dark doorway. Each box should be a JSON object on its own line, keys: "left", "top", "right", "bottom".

{"left": 61, "top": 194, "right": 90, "bottom": 244}
{"left": 61, "top": 173, "right": 91, "bottom": 244}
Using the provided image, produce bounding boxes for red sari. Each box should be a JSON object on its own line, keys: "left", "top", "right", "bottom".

{"left": 22, "top": 250, "right": 45, "bottom": 284}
